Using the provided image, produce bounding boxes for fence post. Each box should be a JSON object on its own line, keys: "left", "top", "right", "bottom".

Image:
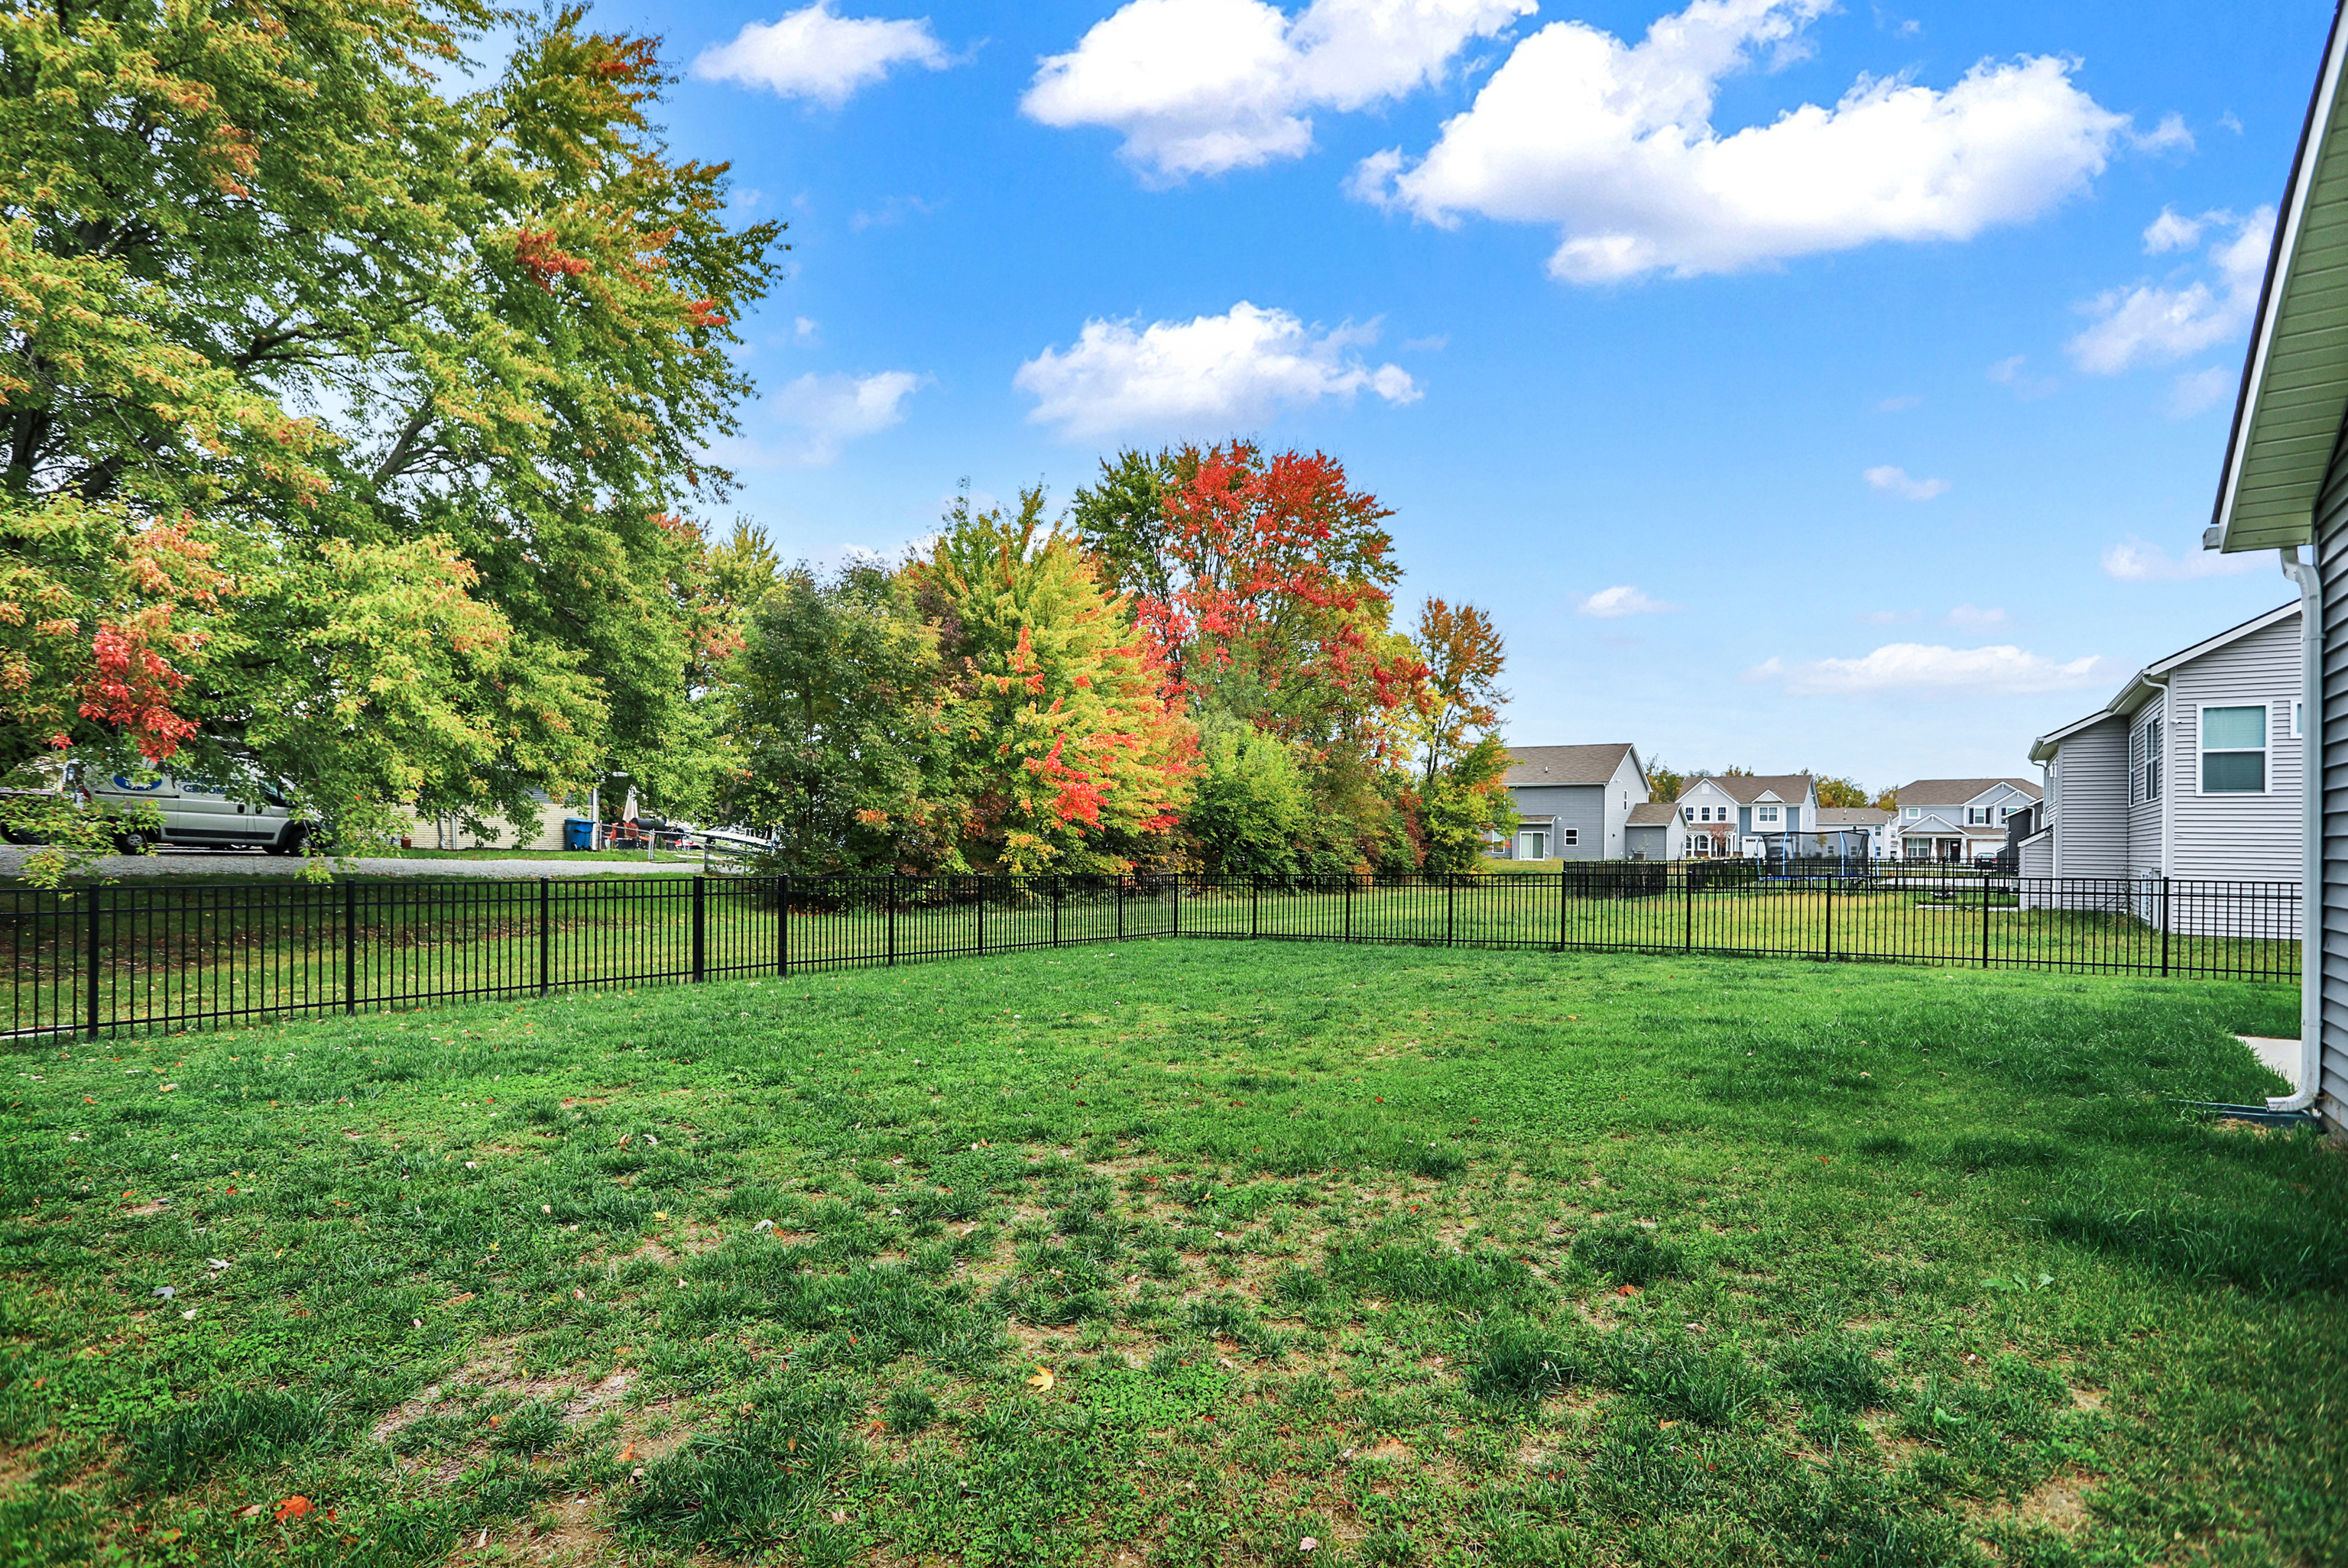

{"left": 1555, "top": 870, "right": 1567, "bottom": 951}
{"left": 1344, "top": 874, "right": 1354, "bottom": 941}
{"left": 2160, "top": 876, "right": 2170, "bottom": 977}
{"left": 1053, "top": 878, "right": 1062, "bottom": 948}
{"left": 84, "top": 889, "right": 101, "bottom": 1040}
{"left": 780, "top": 874, "right": 792, "bottom": 977}
{"left": 1446, "top": 876, "right": 1456, "bottom": 946}
{"left": 887, "top": 875, "right": 897, "bottom": 967}
{"left": 1172, "top": 875, "right": 1182, "bottom": 937}
{"left": 343, "top": 880, "right": 358, "bottom": 1015}
{"left": 692, "top": 876, "right": 706, "bottom": 982}
{"left": 1981, "top": 873, "right": 1991, "bottom": 969}
{"left": 976, "top": 875, "right": 985, "bottom": 956}
{"left": 537, "top": 878, "right": 550, "bottom": 996}
{"left": 1823, "top": 873, "right": 1833, "bottom": 963}
{"left": 1251, "top": 874, "right": 1260, "bottom": 939}
{"left": 1116, "top": 876, "right": 1124, "bottom": 941}
{"left": 1684, "top": 865, "right": 1695, "bottom": 951}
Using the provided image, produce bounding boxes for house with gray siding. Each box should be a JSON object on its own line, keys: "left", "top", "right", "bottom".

{"left": 1815, "top": 806, "right": 1893, "bottom": 858}
{"left": 1673, "top": 773, "right": 1818, "bottom": 857}
{"left": 2025, "top": 603, "right": 2304, "bottom": 889}
{"left": 1623, "top": 801, "right": 1686, "bottom": 860}
{"left": 1496, "top": 744, "right": 1649, "bottom": 860}
{"left": 1886, "top": 778, "right": 2043, "bottom": 863}
{"left": 2190, "top": 0, "right": 2348, "bottom": 1132}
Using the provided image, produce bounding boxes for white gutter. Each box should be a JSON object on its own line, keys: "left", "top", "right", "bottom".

{"left": 2275, "top": 548, "right": 2324, "bottom": 1114}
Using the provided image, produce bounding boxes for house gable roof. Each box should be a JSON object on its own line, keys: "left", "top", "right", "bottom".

{"left": 1815, "top": 807, "right": 1891, "bottom": 828}
{"left": 2031, "top": 601, "right": 2300, "bottom": 756}
{"left": 1898, "top": 811, "right": 1967, "bottom": 836}
{"left": 1889, "top": 778, "right": 2042, "bottom": 808}
{"left": 1625, "top": 802, "right": 1679, "bottom": 827}
{"left": 1503, "top": 744, "right": 1643, "bottom": 788}
{"left": 2210, "top": 0, "right": 2348, "bottom": 555}
{"left": 1675, "top": 773, "right": 1813, "bottom": 805}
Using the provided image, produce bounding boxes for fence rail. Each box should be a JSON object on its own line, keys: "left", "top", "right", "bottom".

{"left": 0, "top": 866, "right": 2299, "bottom": 1040}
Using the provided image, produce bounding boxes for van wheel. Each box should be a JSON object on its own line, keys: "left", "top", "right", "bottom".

{"left": 114, "top": 831, "right": 151, "bottom": 854}
{"left": 267, "top": 826, "right": 307, "bottom": 857}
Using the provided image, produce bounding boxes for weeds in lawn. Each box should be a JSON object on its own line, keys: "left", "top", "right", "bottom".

{"left": 0, "top": 944, "right": 2337, "bottom": 1566}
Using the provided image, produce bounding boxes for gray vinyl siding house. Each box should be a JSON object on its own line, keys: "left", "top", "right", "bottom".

{"left": 1497, "top": 744, "right": 1650, "bottom": 860}
{"left": 2191, "top": 0, "right": 2348, "bottom": 1132}
{"left": 2026, "top": 603, "right": 2304, "bottom": 889}
{"left": 1623, "top": 801, "right": 1686, "bottom": 860}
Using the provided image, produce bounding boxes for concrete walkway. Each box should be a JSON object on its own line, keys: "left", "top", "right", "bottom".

{"left": 2238, "top": 1035, "right": 2303, "bottom": 1090}
{"left": 0, "top": 847, "right": 705, "bottom": 880}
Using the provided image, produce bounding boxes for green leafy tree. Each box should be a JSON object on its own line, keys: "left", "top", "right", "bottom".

{"left": 1187, "top": 726, "right": 1315, "bottom": 876}
{"left": 715, "top": 565, "right": 948, "bottom": 873}
{"left": 905, "top": 489, "right": 1193, "bottom": 876}
{"left": 1811, "top": 774, "right": 1871, "bottom": 808}
{"left": 0, "top": 2, "right": 784, "bottom": 850}
{"left": 1646, "top": 758, "right": 1688, "bottom": 802}
{"left": 1412, "top": 735, "right": 1518, "bottom": 876}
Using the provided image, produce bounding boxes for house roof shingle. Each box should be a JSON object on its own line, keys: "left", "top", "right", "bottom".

{"left": 1891, "top": 777, "right": 2043, "bottom": 807}
{"left": 1625, "top": 802, "right": 1679, "bottom": 827}
{"left": 1815, "top": 806, "right": 1891, "bottom": 828}
{"left": 1503, "top": 744, "right": 1640, "bottom": 787}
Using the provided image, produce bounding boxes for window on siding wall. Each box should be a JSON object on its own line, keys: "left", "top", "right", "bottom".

{"left": 2200, "top": 705, "right": 2266, "bottom": 793}
{"left": 1758, "top": 805, "right": 1778, "bottom": 823}
{"left": 2131, "top": 717, "right": 2163, "bottom": 804}
{"left": 2293, "top": 700, "right": 2304, "bottom": 739}
{"left": 1562, "top": 828, "right": 1579, "bottom": 846}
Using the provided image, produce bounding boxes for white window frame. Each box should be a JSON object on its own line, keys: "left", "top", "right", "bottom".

{"left": 1904, "top": 806, "right": 1921, "bottom": 819}
{"left": 2197, "top": 702, "right": 2269, "bottom": 795}
{"left": 2130, "top": 715, "right": 2163, "bottom": 805}
{"left": 1562, "top": 827, "right": 1579, "bottom": 847}
{"left": 2293, "top": 699, "right": 2304, "bottom": 739}
{"left": 1757, "top": 805, "right": 1779, "bottom": 824}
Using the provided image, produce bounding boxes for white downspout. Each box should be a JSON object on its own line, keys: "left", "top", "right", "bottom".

{"left": 2276, "top": 547, "right": 2323, "bottom": 1114}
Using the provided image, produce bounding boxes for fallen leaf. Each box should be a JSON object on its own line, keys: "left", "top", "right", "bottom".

{"left": 573, "top": 1288, "right": 586, "bottom": 1301}
{"left": 274, "top": 1495, "right": 313, "bottom": 1523}
{"left": 1026, "top": 1365, "right": 1056, "bottom": 1392}
{"left": 1300, "top": 1539, "right": 1320, "bottom": 1553}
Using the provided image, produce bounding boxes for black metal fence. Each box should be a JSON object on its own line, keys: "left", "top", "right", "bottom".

{"left": 0, "top": 865, "right": 2300, "bottom": 1040}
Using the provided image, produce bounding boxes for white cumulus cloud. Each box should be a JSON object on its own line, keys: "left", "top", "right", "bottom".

{"left": 1864, "top": 465, "right": 1948, "bottom": 501}
{"left": 1745, "top": 643, "right": 2106, "bottom": 697}
{"left": 1354, "top": 0, "right": 2129, "bottom": 283}
{"left": 1023, "top": 0, "right": 1535, "bottom": 180}
{"left": 695, "top": 3, "right": 950, "bottom": 107}
{"left": 2100, "top": 535, "right": 2262, "bottom": 582}
{"left": 1575, "top": 585, "right": 1682, "bottom": 617}
{"left": 1013, "top": 301, "right": 1419, "bottom": 439}
{"left": 770, "top": 370, "right": 925, "bottom": 464}
{"left": 2068, "top": 206, "right": 2274, "bottom": 375}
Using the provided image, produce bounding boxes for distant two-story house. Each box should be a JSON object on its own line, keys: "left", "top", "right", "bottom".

{"left": 1886, "top": 778, "right": 2042, "bottom": 863}
{"left": 2022, "top": 601, "right": 2301, "bottom": 887}
{"left": 1673, "top": 773, "right": 1818, "bottom": 857}
{"left": 1497, "top": 744, "right": 1650, "bottom": 860}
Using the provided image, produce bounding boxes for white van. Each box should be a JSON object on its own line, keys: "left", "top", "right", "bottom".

{"left": 86, "top": 773, "right": 306, "bottom": 854}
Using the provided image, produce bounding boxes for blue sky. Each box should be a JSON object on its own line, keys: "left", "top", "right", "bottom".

{"left": 589, "top": 0, "right": 2332, "bottom": 792}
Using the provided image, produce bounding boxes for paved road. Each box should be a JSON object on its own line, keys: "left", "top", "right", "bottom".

{"left": 0, "top": 847, "right": 705, "bottom": 880}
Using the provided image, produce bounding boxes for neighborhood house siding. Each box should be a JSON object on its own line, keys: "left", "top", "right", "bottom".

{"left": 2171, "top": 615, "right": 2306, "bottom": 883}
{"left": 2056, "top": 720, "right": 2130, "bottom": 877}
{"left": 2317, "top": 445, "right": 2348, "bottom": 1126}
{"left": 1511, "top": 786, "right": 1605, "bottom": 860}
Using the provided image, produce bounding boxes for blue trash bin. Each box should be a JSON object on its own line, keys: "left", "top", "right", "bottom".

{"left": 563, "top": 818, "right": 593, "bottom": 850}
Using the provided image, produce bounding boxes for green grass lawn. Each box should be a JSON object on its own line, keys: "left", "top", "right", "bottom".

{"left": 2, "top": 943, "right": 2341, "bottom": 1566}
